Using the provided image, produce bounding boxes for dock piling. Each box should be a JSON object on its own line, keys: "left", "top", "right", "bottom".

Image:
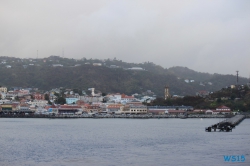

{"left": 205, "top": 115, "right": 245, "bottom": 132}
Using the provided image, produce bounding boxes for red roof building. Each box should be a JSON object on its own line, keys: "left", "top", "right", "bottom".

{"left": 33, "top": 93, "right": 45, "bottom": 100}
{"left": 216, "top": 105, "right": 231, "bottom": 111}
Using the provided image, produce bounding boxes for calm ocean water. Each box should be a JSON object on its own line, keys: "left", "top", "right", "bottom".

{"left": 0, "top": 118, "right": 249, "bottom": 166}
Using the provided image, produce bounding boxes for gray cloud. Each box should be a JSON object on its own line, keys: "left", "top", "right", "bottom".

{"left": 0, "top": 0, "right": 250, "bottom": 77}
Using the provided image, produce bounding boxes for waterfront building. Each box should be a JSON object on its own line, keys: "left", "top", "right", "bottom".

{"left": 18, "top": 103, "right": 30, "bottom": 111}
{"left": 148, "top": 109, "right": 166, "bottom": 115}
{"left": 58, "top": 105, "right": 82, "bottom": 115}
{"left": 148, "top": 106, "right": 193, "bottom": 111}
{"left": 47, "top": 104, "right": 58, "bottom": 114}
{"left": 205, "top": 110, "right": 214, "bottom": 114}
{"left": 83, "top": 104, "right": 101, "bottom": 113}
{"left": 1, "top": 104, "right": 13, "bottom": 111}
{"left": 98, "top": 103, "right": 108, "bottom": 113}
{"left": 120, "top": 105, "right": 148, "bottom": 114}
{"left": 29, "top": 105, "right": 37, "bottom": 111}
{"left": 204, "top": 107, "right": 231, "bottom": 114}
{"left": 192, "top": 109, "right": 206, "bottom": 114}
{"left": 106, "top": 104, "right": 123, "bottom": 113}
{"left": 216, "top": 105, "right": 231, "bottom": 112}
{"left": 166, "top": 110, "right": 186, "bottom": 115}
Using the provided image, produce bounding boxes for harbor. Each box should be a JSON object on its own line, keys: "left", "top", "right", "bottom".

{"left": 1, "top": 113, "right": 249, "bottom": 119}
{"left": 1, "top": 118, "right": 249, "bottom": 166}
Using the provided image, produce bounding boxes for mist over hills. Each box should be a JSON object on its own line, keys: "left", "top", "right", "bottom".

{"left": 0, "top": 56, "right": 248, "bottom": 96}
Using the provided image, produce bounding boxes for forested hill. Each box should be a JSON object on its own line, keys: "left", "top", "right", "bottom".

{"left": 0, "top": 56, "right": 248, "bottom": 96}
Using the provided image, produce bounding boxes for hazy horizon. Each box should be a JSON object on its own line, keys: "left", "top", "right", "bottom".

{"left": 1, "top": 0, "right": 250, "bottom": 77}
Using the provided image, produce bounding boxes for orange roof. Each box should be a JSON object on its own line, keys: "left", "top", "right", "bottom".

{"left": 107, "top": 104, "right": 123, "bottom": 108}
{"left": 217, "top": 105, "right": 230, "bottom": 109}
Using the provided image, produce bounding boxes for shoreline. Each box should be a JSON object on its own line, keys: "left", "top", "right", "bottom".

{"left": 1, "top": 114, "right": 249, "bottom": 119}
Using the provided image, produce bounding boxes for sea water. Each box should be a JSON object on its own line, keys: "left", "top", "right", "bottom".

{"left": 0, "top": 118, "right": 249, "bottom": 166}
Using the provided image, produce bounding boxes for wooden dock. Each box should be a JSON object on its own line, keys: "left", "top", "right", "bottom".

{"left": 205, "top": 115, "right": 245, "bottom": 132}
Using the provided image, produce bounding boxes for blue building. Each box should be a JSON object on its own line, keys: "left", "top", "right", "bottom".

{"left": 66, "top": 98, "right": 79, "bottom": 104}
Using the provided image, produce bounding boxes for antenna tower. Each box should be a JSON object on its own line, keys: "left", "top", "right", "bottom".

{"left": 236, "top": 71, "right": 239, "bottom": 85}
{"left": 62, "top": 47, "right": 64, "bottom": 58}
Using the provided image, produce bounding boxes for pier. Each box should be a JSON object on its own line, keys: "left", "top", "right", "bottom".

{"left": 205, "top": 115, "right": 245, "bottom": 132}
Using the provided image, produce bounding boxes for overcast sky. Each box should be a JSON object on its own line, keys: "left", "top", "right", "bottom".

{"left": 1, "top": 0, "right": 250, "bottom": 77}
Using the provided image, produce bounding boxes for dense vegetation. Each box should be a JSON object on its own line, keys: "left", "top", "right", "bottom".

{"left": 0, "top": 56, "right": 248, "bottom": 97}
{"left": 149, "top": 85, "right": 250, "bottom": 112}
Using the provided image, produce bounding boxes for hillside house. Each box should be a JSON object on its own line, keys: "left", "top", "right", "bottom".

{"left": 66, "top": 98, "right": 79, "bottom": 104}
{"left": 93, "top": 63, "right": 102, "bottom": 66}
{"left": 196, "top": 91, "right": 210, "bottom": 97}
{"left": 0, "top": 87, "right": 7, "bottom": 93}
{"left": 121, "top": 94, "right": 135, "bottom": 103}
{"left": 33, "top": 93, "right": 44, "bottom": 100}
{"left": 27, "top": 100, "right": 48, "bottom": 107}
{"left": 127, "top": 67, "right": 144, "bottom": 71}
{"left": 52, "top": 64, "right": 63, "bottom": 67}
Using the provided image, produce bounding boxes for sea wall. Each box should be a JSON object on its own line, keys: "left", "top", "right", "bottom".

{"left": 1, "top": 114, "right": 249, "bottom": 119}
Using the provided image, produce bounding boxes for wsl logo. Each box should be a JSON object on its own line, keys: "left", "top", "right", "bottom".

{"left": 224, "top": 155, "right": 245, "bottom": 162}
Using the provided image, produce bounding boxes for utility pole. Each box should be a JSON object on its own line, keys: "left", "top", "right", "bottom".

{"left": 236, "top": 71, "right": 239, "bottom": 85}
{"left": 62, "top": 47, "right": 64, "bottom": 58}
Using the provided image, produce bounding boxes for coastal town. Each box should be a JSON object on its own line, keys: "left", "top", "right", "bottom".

{"left": 1, "top": 56, "right": 250, "bottom": 115}
{"left": 0, "top": 85, "right": 238, "bottom": 118}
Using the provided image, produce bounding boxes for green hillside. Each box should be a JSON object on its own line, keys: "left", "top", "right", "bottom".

{"left": 0, "top": 56, "right": 248, "bottom": 96}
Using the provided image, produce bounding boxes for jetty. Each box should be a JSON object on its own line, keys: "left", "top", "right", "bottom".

{"left": 205, "top": 115, "right": 245, "bottom": 132}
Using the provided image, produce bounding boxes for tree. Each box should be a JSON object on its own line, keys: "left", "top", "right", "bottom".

{"left": 217, "top": 98, "right": 222, "bottom": 103}
{"left": 56, "top": 97, "right": 66, "bottom": 105}
{"left": 44, "top": 94, "right": 49, "bottom": 100}
{"left": 44, "top": 93, "right": 52, "bottom": 105}
{"left": 230, "top": 94, "right": 236, "bottom": 100}
{"left": 15, "top": 96, "right": 19, "bottom": 101}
